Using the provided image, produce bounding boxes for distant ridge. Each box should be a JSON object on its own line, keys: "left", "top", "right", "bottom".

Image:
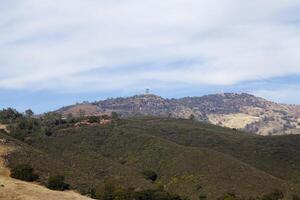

{"left": 57, "top": 93, "right": 300, "bottom": 135}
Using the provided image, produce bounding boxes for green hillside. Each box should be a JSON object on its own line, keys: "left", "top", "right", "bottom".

{"left": 123, "top": 118, "right": 300, "bottom": 183}
{"left": 1, "top": 112, "right": 300, "bottom": 200}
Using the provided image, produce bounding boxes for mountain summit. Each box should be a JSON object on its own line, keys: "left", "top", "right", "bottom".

{"left": 58, "top": 93, "right": 300, "bottom": 135}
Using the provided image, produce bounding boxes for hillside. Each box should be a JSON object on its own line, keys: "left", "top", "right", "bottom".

{"left": 2, "top": 116, "right": 300, "bottom": 200}
{"left": 57, "top": 93, "right": 300, "bottom": 136}
{"left": 0, "top": 134, "right": 92, "bottom": 200}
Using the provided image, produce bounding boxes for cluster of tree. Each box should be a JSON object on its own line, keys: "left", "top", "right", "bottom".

{"left": 216, "top": 190, "right": 299, "bottom": 200}
{"left": 10, "top": 164, "right": 39, "bottom": 182}
{"left": 9, "top": 164, "right": 300, "bottom": 200}
{"left": 90, "top": 182, "right": 188, "bottom": 200}
{"left": 0, "top": 108, "right": 23, "bottom": 124}
{"left": 47, "top": 175, "right": 70, "bottom": 191}
{"left": 10, "top": 164, "right": 69, "bottom": 191}
{"left": 0, "top": 107, "right": 119, "bottom": 141}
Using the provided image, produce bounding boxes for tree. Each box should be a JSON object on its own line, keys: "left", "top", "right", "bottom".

{"left": 143, "top": 170, "right": 158, "bottom": 182}
{"left": 10, "top": 164, "right": 39, "bottom": 182}
{"left": 111, "top": 112, "right": 119, "bottom": 120}
{"left": 25, "top": 109, "right": 34, "bottom": 117}
{"left": 66, "top": 113, "right": 74, "bottom": 123}
{"left": 0, "top": 108, "right": 22, "bottom": 123}
{"left": 92, "top": 182, "right": 116, "bottom": 200}
{"left": 88, "top": 116, "right": 100, "bottom": 123}
{"left": 218, "top": 193, "right": 238, "bottom": 200}
{"left": 79, "top": 109, "right": 86, "bottom": 118}
{"left": 43, "top": 112, "right": 63, "bottom": 126}
{"left": 189, "top": 114, "right": 195, "bottom": 121}
{"left": 262, "top": 190, "right": 284, "bottom": 200}
{"left": 47, "top": 175, "right": 69, "bottom": 191}
{"left": 293, "top": 195, "right": 300, "bottom": 200}
{"left": 44, "top": 127, "right": 53, "bottom": 136}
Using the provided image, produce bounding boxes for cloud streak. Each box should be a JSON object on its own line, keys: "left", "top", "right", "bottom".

{"left": 0, "top": 0, "right": 300, "bottom": 92}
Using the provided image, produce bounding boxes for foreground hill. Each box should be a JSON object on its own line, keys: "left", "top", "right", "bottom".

{"left": 2, "top": 115, "right": 300, "bottom": 200}
{"left": 0, "top": 137, "right": 92, "bottom": 200}
{"left": 58, "top": 93, "right": 300, "bottom": 135}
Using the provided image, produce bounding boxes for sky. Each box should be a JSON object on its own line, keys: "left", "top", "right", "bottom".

{"left": 1, "top": 0, "right": 300, "bottom": 113}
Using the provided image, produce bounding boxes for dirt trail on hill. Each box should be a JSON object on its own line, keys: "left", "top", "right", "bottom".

{"left": 0, "top": 144, "right": 92, "bottom": 200}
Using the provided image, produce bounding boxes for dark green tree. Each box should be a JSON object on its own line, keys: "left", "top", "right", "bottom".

{"left": 143, "top": 170, "right": 158, "bottom": 182}
{"left": 189, "top": 114, "right": 195, "bottom": 121}
{"left": 262, "top": 190, "right": 284, "bottom": 200}
{"left": 293, "top": 195, "right": 300, "bottom": 200}
{"left": 111, "top": 112, "right": 119, "bottom": 121}
{"left": 10, "top": 164, "right": 39, "bottom": 182}
{"left": 47, "top": 175, "right": 69, "bottom": 191}
{"left": 25, "top": 109, "right": 34, "bottom": 117}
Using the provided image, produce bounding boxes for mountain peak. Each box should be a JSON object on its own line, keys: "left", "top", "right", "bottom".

{"left": 57, "top": 93, "right": 300, "bottom": 136}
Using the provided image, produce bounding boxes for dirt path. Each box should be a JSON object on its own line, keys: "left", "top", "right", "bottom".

{"left": 0, "top": 143, "right": 92, "bottom": 200}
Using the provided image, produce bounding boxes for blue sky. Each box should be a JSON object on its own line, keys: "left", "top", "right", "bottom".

{"left": 1, "top": 0, "right": 300, "bottom": 113}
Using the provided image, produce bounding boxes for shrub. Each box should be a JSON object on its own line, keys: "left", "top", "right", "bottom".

{"left": 0, "top": 108, "right": 22, "bottom": 123}
{"left": 143, "top": 170, "right": 158, "bottom": 182}
{"left": 10, "top": 164, "right": 39, "bottom": 182}
{"left": 199, "top": 195, "right": 207, "bottom": 200}
{"left": 189, "top": 114, "right": 195, "bottom": 121}
{"left": 88, "top": 116, "right": 100, "bottom": 123}
{"left": 91, "top": 182, "right": 186, "bottom": 200}
{"left": 92, "top": 182, "right": 117, "bottom": 200}
{"left": 293, "top": 195, "right": 300, "bottom": 200}
{"left": 218, "top": 193, "right": 239, "bottom": 200}
{"left": 262, "top": 190, "right": 284, "bottom": 200}
{"left": 134, "top": 189, "right": 185, "bottom": 200}
{"left": 44, "top": 128, "right": 53, "bottom": 136}
{"left": 47, "top": 175, "right": 69, "bottom": 191}
{"left": 111, "top": 112, "right": 120, "bottom": 121}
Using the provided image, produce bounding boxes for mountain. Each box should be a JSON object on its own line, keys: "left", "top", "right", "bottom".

{"left": 2, "top": 117, "right": 300, "bottom": 200}
{"left": 58, "top": 93, "right": 300, "bottom": 136}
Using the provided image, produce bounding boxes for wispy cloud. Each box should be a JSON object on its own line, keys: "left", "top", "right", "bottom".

{"left": 0, "top": 0, "right": 300, "bottom": 93}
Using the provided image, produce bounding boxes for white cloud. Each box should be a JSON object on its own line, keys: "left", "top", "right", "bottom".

{"left": 253, "top": 86, "right": 300, "bottom": 105}
{"left": 0, "top": 0, "right": 300, "bottom": 92}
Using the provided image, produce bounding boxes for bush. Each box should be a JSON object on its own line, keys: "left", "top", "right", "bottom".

{"left": 218, "top": 193, "right": 239, "bottom": 200}
{"left": 0, "top": 108, "right": 22, "bottom": 123}
{"left": 91, "top": 182, "right": 186, "bottom": 200}
{"left": 47, "top": 175, "right": 69, "bottom": 191}
{"left": 88, "top": 116, "right": 100, "bottom": 123}
{"left": 10, "top": 164, "right": 39, "bottom": 182}
{"left": 293, "top": 195, "right": 300, "bottom": 200}
{"left": 189, "top": 114, "right": 195, "bottom": 121}
{"left": 134, "top": 189, "right": 185, "bottom": 200}
{"left": 143, "top": 170, "right": 158, "bottom": 182}
{"left": 111, "top": 112, "right": 120, "bottom": 121}
{"left": 262, "top": 190, "right": 284, "bottom": 200}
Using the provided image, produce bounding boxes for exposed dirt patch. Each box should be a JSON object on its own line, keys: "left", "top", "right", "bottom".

{"left": 0, "top": 177, "right": 92, "bottom": 200}
{"left": 0, "top": 124, "right": 8, "bottom": 133}
{"left": 208, "top": 113, "right": 260, "bottom": 129}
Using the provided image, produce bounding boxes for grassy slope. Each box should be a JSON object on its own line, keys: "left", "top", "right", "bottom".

{"left": 4, "top": 118, "right": 300, "bottom": 199}
{"left": 123, "top": 118, "right": 300, "bottom": 183}
{"left": 3, "top": 130, "right": 153, "bottom": 194}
